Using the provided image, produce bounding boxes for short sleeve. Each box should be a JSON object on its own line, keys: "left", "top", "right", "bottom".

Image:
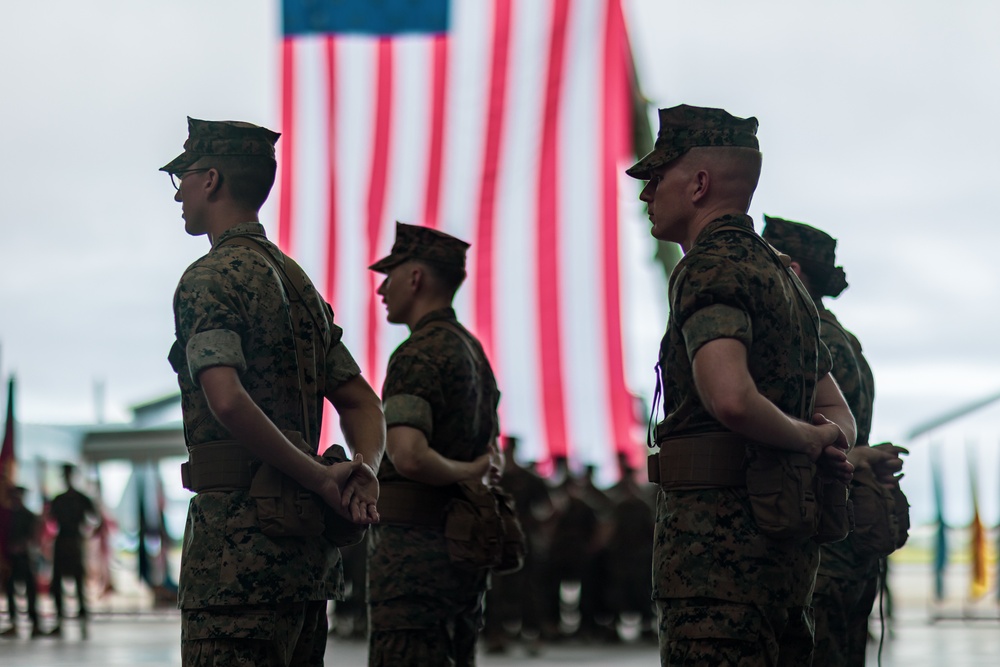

{"left": 671, "top": 255, "right": 754, "bottom": 361}
{"left": 174, "top": 264, "right": 248, "bottom": 384}
{"left": 382, "top": 348, "right": 444, "bottom": 440}
{"left": 681, "top": 304, "right": 752, "bottom": 362}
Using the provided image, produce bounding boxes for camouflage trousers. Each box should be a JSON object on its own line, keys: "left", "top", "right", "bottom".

{"left": 656, "top": 597, "right": 814, "bottom": 667}
{"left": 181, "top": 600, "right": 327, "bottom": 667}
{"left": 813, "top": 572, "right": 879, "bottom": 666}
{"left": 368, "top": 615, "right": 480, "bottom": 667}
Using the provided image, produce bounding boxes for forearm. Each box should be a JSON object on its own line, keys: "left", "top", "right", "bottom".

{"left": 814, "top": 374, "right": 857, "bottom": 450}
{"left": 328, "top": 375, "right": 386, "bottom": 473}
{"left": 710, "top": 387, "right": 818, "bottom": 455}
{"left": 693, "top": 338, "right": 826, "bottom": 458}
{"left": 339, "top": 401, "right": 386, "bottom": 473}
{"left": 388, "top": 425, "right": 482, "bottom": 486}
{"left": 201, "top": 368, "right": 328, "bottom": 493}
{"left": 396, "top": 445, "right": 479, "bottom": 486}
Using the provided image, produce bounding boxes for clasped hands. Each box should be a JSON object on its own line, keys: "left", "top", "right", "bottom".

{"left": 313, "top": 454, "right": 381, "bottom": 525}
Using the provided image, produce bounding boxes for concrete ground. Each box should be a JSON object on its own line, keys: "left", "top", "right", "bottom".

{"left": 2, "top": 563, "right": 997, "bottom": 665}
{"left": 1, "top": 609, "right": 998, "bottom": 666}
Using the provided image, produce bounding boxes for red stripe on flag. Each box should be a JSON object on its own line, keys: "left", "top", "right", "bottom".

{"left": 366, "top": 38, "right": 394, "bottom": 387}
{"left": 536, "top": 0, "right": 571, "bottom": 460}
{"left": 323, "top": 36, "right": 339, "bottom": 302}
{"left": 473, "top": 0, "right": 512, "bottom": 366}
{"left": 277, "top": 37, "right": 297, "bottom": 252}
{"left": 423, "top": 35, "right": 449, "bottom": 230}
{"left": 601, "top": 0, "right": 635, "bottom": 462}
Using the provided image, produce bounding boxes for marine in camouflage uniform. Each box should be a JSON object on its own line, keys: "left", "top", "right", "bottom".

{"left": 367, "top": 222, "right": 502, "bottom": 667}
{"left": 627, "top": 105, "right": 857, "bottom": 666}
{"left": 763, "top": 216, "right": 901, "bottom": 666}
{"left": 163, "top": 118, "right": 385, "bottom": 667}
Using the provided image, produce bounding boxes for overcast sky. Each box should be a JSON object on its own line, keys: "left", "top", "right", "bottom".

{"left": 2, "top": 0, "right": 999, "bottom": 459}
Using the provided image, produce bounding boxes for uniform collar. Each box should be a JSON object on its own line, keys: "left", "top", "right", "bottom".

{"left": 214, "top": 222, "right": 267, "bottom": 248}
{"left": 413, "top": 307, "right": 458, "bottom": 332}
{"left": 693, "top": 213, "right": 755, "bottom": 247}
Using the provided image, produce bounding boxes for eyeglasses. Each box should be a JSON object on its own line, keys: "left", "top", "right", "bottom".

{"left": 170, "top": 168, "right": 210, "bottom": 191}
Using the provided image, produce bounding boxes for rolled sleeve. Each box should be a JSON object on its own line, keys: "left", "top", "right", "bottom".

{"left": 186, "top": 329, "right": 246, "bottom": 384}
{"left": 383, "top": 394, "right": 433, "bottom": 438}
{"left": 326, "top": 341, "right": 362, "bottom": 390}
{"left": 681, "top": 303, "right": 752, "bottom": 361}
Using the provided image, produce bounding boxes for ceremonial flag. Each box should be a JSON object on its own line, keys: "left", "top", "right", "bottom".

{"left": 967, "top": 443, "right": 988, "bottom": 599}
{"left": 277, "top": 0, "right": 649, "bottom": 469}
{"left": 931, "top": 441, "right": 947, "bottom": 601}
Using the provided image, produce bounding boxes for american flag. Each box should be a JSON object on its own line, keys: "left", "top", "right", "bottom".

{"left": 276, "top": 0, "right": 650, "bottom": 471}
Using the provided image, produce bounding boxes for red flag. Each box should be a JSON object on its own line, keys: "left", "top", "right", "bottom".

{"left": 277, "top": 0, "right": 646, "bottom": 469}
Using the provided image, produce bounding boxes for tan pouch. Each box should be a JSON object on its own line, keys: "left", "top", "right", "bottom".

{"left": 444, "top": 481, "right": 504, "bottom": 571}
{"left": 813, "top": 479, "right": 853, "bottom": 544}
{"left": 745, "top": 447, "right": 819, "bottom": 542}
{"left": 250, "top": 463, "right": 325, "bottom": 538}
{"left": 492, "top": 486, "right": 526, "bottom": 575}
{"left": 849, "top": 466, "right": 898, "bottom": 557}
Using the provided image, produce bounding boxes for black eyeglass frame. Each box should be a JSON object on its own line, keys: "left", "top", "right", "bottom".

{"left": 170, "top": 168, "right": 211, "bottom": 191}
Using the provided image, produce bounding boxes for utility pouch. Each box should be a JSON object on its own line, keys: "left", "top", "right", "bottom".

{"left": 443, "top": 481, "right": 505, "bottom": 572}
{"left": 890, "top": 484, "right": 911, "bottom": 550}
{"left": 849, "top": 464, "right": 907, "bottom": 556}
{"left": 492, "top": 486, "right": 526, "bottom": 575}
{"left": 813, "top": 479, "right": 853, "bottom": 544}
{"left": 250, "top": 462, "right": 325, "bottom": 539}
{"left": 745, "top": 446, "right": 819, "bottom": 543}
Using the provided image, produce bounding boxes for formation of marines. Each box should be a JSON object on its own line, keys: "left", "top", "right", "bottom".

{"left": 0, "top": 106, "right": 903, "bottom": 664}
{"left": 0, "top": 104, "right": 909, "bottom": 666}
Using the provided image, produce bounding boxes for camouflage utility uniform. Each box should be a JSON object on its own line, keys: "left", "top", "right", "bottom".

{"left": 654, "top": 214, "right": 831, "bottom": 665}
{"left": 368, "top": 307, "right": 500, "bottom": 667}
{"left": 170, "top": 222, "right": 361, "bottom": 665}
{"left": 812, "top": 306, "right": 877, "bottom": 665}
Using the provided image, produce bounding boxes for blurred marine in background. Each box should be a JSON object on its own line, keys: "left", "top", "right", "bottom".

{"left": 763, "top": 215, "right": 907, "bottom": 666}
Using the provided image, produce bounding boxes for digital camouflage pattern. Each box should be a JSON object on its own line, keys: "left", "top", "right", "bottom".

{"left": 368, "top": 221, "right": 470, "bottom": 273}
{"left": 169, "top": 222, "right": 362, "bottom": 610}
{"left": 813, "top": 305, "right": 879, "bottom": 666}
{"left": 160, "top": 117, "right": 280, "bottom": 174}
{"left": 626, "top": 105, "right": 759, "bottom": 180}
{"left": 653, "top": 214, "right": 831, "bottom": 664}
{"left": 656, "top": 597, "right": 814, "bottom": 666}
{"left": 181, "top": 600, "right": 328, "bottom": 667}
{"left": 368, "top": 307, "right": 500, "bottom": 664}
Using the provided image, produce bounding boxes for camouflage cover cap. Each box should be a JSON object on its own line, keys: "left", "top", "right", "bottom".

{"left": 369, "top": 222, "right": 470, "bottom": 273}
{"left": 159, "top": 117, "right": 281, "bottom": 173}
{"left": 762, "top": 214, "right": 849, "bottom": 297}
{"left": 626, "top": 104, "right": 759, "bottom": 180}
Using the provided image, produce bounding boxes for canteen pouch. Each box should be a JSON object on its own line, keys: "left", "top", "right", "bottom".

{"left": 444, "top": 481, "right": 504, "bottom": 572}
{"left": 813, "top": 479, "right": 853, "bottom": 544}
{"left": 492, "top": 486, "right": 526, "bottom": 575}
{"left": 745, "top": 446, "right": 819, "bottom": 542}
